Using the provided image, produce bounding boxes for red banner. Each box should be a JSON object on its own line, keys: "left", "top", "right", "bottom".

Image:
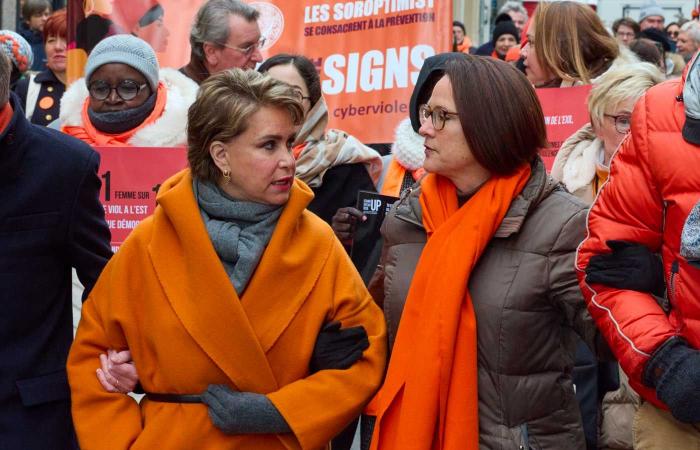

{"left": 535, "top": 85, "right": 592, "bottom": 171}
{"left": 95, "top": 147, "right": 188, "bottom": 251}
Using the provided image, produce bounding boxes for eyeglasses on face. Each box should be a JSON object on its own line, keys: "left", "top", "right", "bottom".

{"left": 668, "top": 31, "right": 680, "bottom": 38}
{"left": 292, "top": 88, "right": 311, "bottom": 103}
{"left": 88, "top": 79, "right": 149, "bottom": 101}
{"left": 419, "top": 104, "right": 459, "bottom": 131}
{"left": 216, "top": 36, "right": 266, "bottom": 56}
{"left": 604, "top": 114, "right": 632, "bottom": 134}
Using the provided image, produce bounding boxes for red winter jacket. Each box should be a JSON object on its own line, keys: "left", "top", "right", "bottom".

{"left": 576, "top": 71, "right": 700, "bottom": 408}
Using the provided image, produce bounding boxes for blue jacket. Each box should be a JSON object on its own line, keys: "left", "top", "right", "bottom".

{"left": 0, "top": 93, "right": 111, "bottom": 449}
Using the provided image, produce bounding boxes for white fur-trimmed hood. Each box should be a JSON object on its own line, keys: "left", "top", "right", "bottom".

{"left": 391, "top": 118, "right": 425, "bottom": 171}
{"left": 59, "top": 68, "right": 198, "bottom": 146}
{"left": 551, "top": 123, "right": 603, "bottom": 195}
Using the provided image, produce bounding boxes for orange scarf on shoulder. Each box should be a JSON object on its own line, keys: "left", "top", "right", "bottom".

{"left": 380, "top": 158, "right": 425, "bottom": 197}
{"left": 371, "top": 164, "right": 531, "bottom": 450}
{"left": 62, "top": 82, "right": 167, "bottom": 146}
{"left": 0, "top": 102, "right": 13, "bottom": 134}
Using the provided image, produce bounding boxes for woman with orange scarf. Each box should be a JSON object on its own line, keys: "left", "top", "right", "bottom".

{"left": 367, "top": 54, "right": 605, "bottom": 450}
{"left": 59, "top": 34, "right": 197, "bottom": 147}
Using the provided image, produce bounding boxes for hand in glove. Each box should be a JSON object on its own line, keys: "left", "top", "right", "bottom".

{"left": 585, "top": 240, "right": 665, "bottom": 298}
{"left": 643, "top": 337, "right": 700, "bottom": 423}
{"left": 310, "top": 321, "right": 370, "bottom": 373}
{"left": 201, "top": 385, "right": 291, "bottom": 435}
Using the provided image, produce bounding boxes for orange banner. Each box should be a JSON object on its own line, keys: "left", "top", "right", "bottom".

{"left": 258, "top": 1, "right": 452, "bottom": 143}
{"left": 68, "top": 0, "right": 452, "bottom": 144}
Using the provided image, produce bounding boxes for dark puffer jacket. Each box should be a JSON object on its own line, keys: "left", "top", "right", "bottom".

{"left": 369, "top": 158, "right": 608, "bottom": 450}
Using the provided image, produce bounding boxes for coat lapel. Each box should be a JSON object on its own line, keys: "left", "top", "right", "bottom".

{"left": 241, "top": 180, "right": 333, "bottom": 353}
{"left": 148, "top": 170, "right": 279, "bottom": 393}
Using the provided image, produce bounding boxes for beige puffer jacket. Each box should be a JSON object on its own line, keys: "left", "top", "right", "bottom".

{"left": 369, "top": 158, "right": 609, "bottom": 450}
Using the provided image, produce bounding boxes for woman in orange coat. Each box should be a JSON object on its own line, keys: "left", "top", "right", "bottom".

{"left": 67, "top": 69, "right": 387, "bottom": 450}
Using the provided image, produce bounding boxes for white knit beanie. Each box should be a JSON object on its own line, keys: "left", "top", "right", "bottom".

{"left": 84, "top": 35, "right": 159, "bottom": 91}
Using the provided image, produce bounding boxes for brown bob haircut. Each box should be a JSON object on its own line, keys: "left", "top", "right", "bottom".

{"left": 533, "top": 1, "right": 620, "bottom": 84}
{"left": 442, "top": 54, "right": 547, "bottom": 175}
{"left": 187, "top": 69, "right": 304, "bottom": 183}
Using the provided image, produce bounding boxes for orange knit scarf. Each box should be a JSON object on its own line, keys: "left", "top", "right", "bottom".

{"left": 371, "top": 164, "right": 531, "bottom": 450}
{"left": 62, "top": 82, "right": 167, "bottom": 146}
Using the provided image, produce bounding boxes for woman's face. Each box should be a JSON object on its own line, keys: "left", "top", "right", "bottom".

{"left": 495, "top": 34, "right": 518, "bottom": 57}
{"left": 29, "top": 8, "right": 50, "bottom": 32}
{"left": 45, "top": 35, "right": 67, "bottom": 74}
{"left": 521, "top": 22, "right": 553, "bottom": 86}
{"left": 593, "top": 97, "right": 635, "bottom": 164}
{"left": 666, "top": 24, "right": 680, "bottom": 43}
{"left": 212, "top": 106, "right": 297, "bottom": 205}
{"left": 265, "top": 63, "right": 312, "bottom": 116}
{"left": 135, "top": 17, "right": 170, "bottom": 53}
{"left": 419, "top": 76, "right": 481, "bottom": 187}
{"left": 88, "top": 63, "right": 152, "bottom": 113}
{"left": 453, "top": 26, "right": 465, "bottom": 45}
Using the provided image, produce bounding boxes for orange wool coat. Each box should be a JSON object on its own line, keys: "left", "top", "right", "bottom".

{"left": 67, "top": 170, "right": 387, "bottom": 450}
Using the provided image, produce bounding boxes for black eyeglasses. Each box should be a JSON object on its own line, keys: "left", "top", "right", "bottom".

{"left": 604, "top": 114, "right": 632, "bottom": 134}
{"left": 88, "top": 79, "right": 149, "bottom": 101}
{"left": 292, "top": 88, "right": 311, "bottom": 102}
{"left": 668, "top": 31, "right": 680, "bottom": 38}
{"left": 419, "top": 104, "right": 459, "bottom": 131}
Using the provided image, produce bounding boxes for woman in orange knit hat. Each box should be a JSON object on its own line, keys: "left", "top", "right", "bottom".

{"left": 368, "top": 53, "right": 603, "bottom": 450}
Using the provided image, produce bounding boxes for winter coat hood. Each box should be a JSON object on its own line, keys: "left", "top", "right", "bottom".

{"left": 59, "top": 68, "right": 198, "bottom": 147}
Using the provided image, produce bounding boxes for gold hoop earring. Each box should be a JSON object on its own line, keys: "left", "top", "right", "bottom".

{"left": 222, "top": 169, "right": 231, "bottom": 183}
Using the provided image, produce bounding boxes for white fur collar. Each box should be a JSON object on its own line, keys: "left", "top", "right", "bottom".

{"left": 59, "top": 68, "right": 198, "bottom": 146}
{"left": 551, "top": 123, "right": 603, "bottom": 193}
{"left": 391, "top": 118, "right": 425, "bottom": 171}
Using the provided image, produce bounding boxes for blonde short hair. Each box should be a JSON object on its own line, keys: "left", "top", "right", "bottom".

{"left": 187, "top": 69, "right": 304, "bottom": 183}
{"left": 533, "top": 2, "right": 620, "bottom": 84}
{"left": 588, "top": 62, "right": 664, "bottom": 128}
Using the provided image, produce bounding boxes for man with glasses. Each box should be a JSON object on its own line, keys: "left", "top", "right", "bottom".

{"left": 181, "top": 0, "right": 264, "bottom": 84}
{"left": 613, "top": 17, "right": 640, "bottom": 47}
{"left": 0, "top": 47, "right": 111, "bottom": 449}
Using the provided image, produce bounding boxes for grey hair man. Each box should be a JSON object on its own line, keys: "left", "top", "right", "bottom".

{"left": 180, "top": 0, "right": 263, "bottom": 84}
{"left": 678, "top": 21, "right": 700, "bottom": 62}
{"left": 498, "top": 1, "right": 528, "bottom": 32}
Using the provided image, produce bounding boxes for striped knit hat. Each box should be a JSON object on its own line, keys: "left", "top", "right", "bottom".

{"left": 0, "top": 30, "right": 33, "bottom": 73}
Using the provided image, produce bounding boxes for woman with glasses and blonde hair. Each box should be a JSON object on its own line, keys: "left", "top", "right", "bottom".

{"left": 58, "top": 34, "right": 197, "bottom": 146}
{"left": 552, "top": 62, "right": 664, "bottom": 203}
{"left": 368, "top": 53, "right": 603, "bottom": 450}
{"left": 520, "top": 1, "right": 630, "bottom": 88}
{"left": 67, "top": 68, "right": 387, "bottom": 449}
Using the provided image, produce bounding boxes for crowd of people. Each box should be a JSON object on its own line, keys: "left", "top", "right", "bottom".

{"left": 1, "top": 0, "right": 699, "bottom": 449}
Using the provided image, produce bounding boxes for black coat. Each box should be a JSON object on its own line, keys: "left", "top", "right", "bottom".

{"left": 0, "top": 94, "right": 111, "bottom": 449}
{"left": 307, "top": 163, "right": 375, "bottom": 225}
{"left": 14, "top": 69, "right": 65, "bottom": 126}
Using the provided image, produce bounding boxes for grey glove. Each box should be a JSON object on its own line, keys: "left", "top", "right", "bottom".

{"left": 201, "top": 385, "right": 291, "bottom": 435}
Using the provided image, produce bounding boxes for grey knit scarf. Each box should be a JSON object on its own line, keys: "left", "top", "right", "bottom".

{"left": 88, "top": 93, "right": 157, "bottom": 134}
{"left": 194, "top": 179, "right": 283, "bottom": 295}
